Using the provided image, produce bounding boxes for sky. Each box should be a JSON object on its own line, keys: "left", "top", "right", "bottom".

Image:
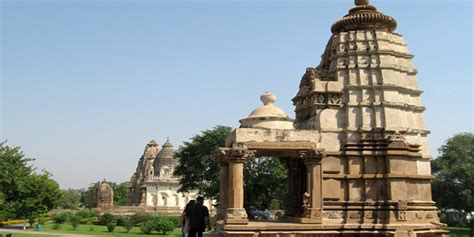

{"left": 1, "top": 0, "right": 472, "bottom": 189}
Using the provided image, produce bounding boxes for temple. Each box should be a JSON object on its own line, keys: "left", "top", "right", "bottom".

{"left": 128, "top": 138, "right": 213, "bottom": 212}
{"left": 97, "top": 179, "right": 114, "bottom": 209}
{"left": 214, "top": 1, "right": 446, "bottom": 236}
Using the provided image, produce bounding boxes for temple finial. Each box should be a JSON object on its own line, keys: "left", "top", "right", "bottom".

{"left": 355, "top": 0, "right": 369, "bottom": 6}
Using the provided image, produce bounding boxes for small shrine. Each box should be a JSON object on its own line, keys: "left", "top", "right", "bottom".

{"left": 97, "top": 179, "right": 114, "bottom": 209}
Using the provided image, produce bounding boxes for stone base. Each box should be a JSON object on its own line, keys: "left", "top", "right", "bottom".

{"left": 213, "top": 221, "right": 448, "bottom": 237}
{"left": 225, "top": 208, "right": 249, "bottom": 225}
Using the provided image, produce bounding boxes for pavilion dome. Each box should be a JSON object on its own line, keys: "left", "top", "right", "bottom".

{"left": 239, "top": 92, "right": 294, "bottom": 130}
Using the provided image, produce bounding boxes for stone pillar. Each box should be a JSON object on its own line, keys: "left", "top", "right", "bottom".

{"left": 217, "top": 161, "right": 229, "bottom": 221}
{"left": 299, "top": 149, "right": 324, "bottom": 224}
{"left": 225, "top": 157, "right": 248, "bottom": 224}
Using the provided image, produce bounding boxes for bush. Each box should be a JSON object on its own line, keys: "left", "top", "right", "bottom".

{"left": 154, "top": 217, "right": 175, "bottom": 235}
{"left": 53, "top": 211, "right": 74, "bottom": 224}
{"left": 131, "top": 213, "right": 151, "bottom": 225}
{"left": 70, "top": 215, "right": 81, "bottom": 230}
{"left": 52, "top": 223, "right": 62, "bottom": 230}
{"left": 76, "top": 209, "right": 96, "bottom": 219}
{"left": 99, "top": 213, "right": 115, "bottom": 225}
{"left": 140, "top": 220, "right": 154, "bottom": 234}
{"left": 28, "top": 217, "right": 36, "bottom": 227}
{"left": 37, "top": 216, "right": 47, "bottom": 225}
{"left": 118, "top": 216, "right": 133, "bottom": 233}
{"left": 53, "top": 214, "right": 67, "bottom": 224}
{"left": 79, "top": 217, "right": 96, "bottom": 224}
{"left": 167, "top": 216, "right": 180, "bottom": 227}
{"left": 106, "top": 223, "right": 116, "bottom": 232}
{"left": 468, "top": 218, "right": 474, "bottom": 232}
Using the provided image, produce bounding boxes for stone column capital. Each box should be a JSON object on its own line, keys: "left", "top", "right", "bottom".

{"left": 219, "top": 143, "right": 256, "bottom": 163}
{"left": 299, "top": 149, "right": 325, "bottom": 164}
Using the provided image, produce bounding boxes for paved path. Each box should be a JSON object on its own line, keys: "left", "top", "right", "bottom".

{"left": 0, "top": 229, "right": 103, "bottom": 237}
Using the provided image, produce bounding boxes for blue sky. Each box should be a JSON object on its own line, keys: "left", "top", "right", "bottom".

{"left": 1, "top": 0, "right": 472, "bottom": 189}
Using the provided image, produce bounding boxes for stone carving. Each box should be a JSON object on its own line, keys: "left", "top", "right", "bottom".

{"left": 299, "top": 149, "right": 324, "bottom": 161}
{"left": 302, "top": 192, "right": 310, "bottom": 207}
{"left": 398, "top": 211, "right": 407, "bottom": 221}
{"left": 220, "top": 143, "right": 257, "bottom": 160}
{"left": 349, "top": 212, "right": 361, "bottom": 219}
{"left": 327, "top": 211, "right": 341, "bottom": 219}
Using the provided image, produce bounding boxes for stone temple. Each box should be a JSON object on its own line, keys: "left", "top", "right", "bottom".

{"left": 97, "top": 179, "right": 114, "bottom": 209}
{"left": 215, "top": 1, "right": 445, "bottom": 236}
{"left": 128, "top": 138, "right": 213, "bottom": 212}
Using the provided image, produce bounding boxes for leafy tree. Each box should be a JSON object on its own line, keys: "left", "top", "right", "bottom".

{"left": 0, "top": 142, "right": 62, "bottom": 219}
{"left": 432, "top": 133, "right": 474, "bottom": 213}
{"left": 80, "top": 183, "right": 99, "bottom": 208}
{"left": 174, "top": 126, "right": 232, "bottom": 199}
{"left": 110, "top": 182, "right": 129, "bottom": 206}
{"left": 244, "top": 157, "right": 287, "bottom": 209}
{"left": 60, "top": 189, "right": 81, "bottom": 209}
{"left": 174, "top": 126, "right": 288, "bottom": 209}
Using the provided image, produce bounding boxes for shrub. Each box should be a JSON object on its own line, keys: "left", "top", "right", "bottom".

{"left": 167, "top": 216, "right": 180, "bottom": 227}
{"left": 99, "top": 213, "right": 115, "bottom": 225}
{"left": 154, "top": 217, "right": 175, "bottom": 235}
{"left": 28, "top": 217, "right": 36, "bottom": 227}
{"left": 52, "top": 223, "right": 62, "bottom": 230}
{"left": 79, "top": 217, "right": 96, "bottom": 224}
{"left": 118, "top": 216, "right": 133, "bottom": 233}
{"left": 70, "top": 215, "right": 81, "bottom": 230}
{"left": 53, "top": 211, "right": 73, "bottom": 224}
{"left": 140, "top": 220, "right": 154, "bottom": 234}
{"left": 37, "top": 216, "right": 47, "bottom": 225}
{"left": 131, "top": 213, "right": 151, "bottom": 225}
{"left": 76, "top": 209, "right": 96, "bottom": 219}
{"left": 106, "top": 223, "right": 116, "bottom": 232}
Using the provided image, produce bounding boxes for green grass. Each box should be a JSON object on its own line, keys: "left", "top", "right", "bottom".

{"left": 25, "top": 223, "right": 181, "bottom": 237}
{"left": 0, "top": 231, "right": 57, "bottom": 237}
{"left": 447, "top": 227, "right": 473, "bottom": 237}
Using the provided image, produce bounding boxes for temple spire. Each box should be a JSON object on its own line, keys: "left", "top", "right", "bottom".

{"left": 355, "top": 0, "right": 369, "bottom": 6}
{"left": 331, "top": 0, "right": 397, "bottom": 33}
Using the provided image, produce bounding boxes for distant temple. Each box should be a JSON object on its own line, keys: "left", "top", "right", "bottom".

{"left": 97, "top": 179, "right": 114, "bottom": 209}
{"left": 128, "top": 138, "right": 212, "bottom": 211}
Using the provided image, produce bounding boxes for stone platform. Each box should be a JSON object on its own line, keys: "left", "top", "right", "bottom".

{"left": 214, "top": 221, "right": 448, "bottom": 237}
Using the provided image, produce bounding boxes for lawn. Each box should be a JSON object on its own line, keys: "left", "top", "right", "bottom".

{"left": 447, "top": 227, "right": 472, "bottom": 237}
{"left": 0, "top": 231, "right": 57, "bottom": 237}
{"left": 23, "top": 223, "right": 181, "bottom": 237}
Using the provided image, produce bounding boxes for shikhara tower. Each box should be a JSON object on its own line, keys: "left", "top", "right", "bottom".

{"left": 215, "top": 1, "right": 445, "bottom": 236}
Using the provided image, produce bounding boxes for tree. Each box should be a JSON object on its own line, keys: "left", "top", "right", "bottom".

{"left": 110, "top": 182, "right": 129, "bottom": 206}
{"left": 60, "top": 189, "right": 81, "bottom": 209}
{"left": 174, "top": 126, "right": 288, "bottom": 209}
{"left": 174, "top": 126, "right": 232, "bottom": 199}
{"left": 244, "top": 157, "right": 287, "bottom": 209}
{"left": 432, "top": 133, "right": 474, "bottom": 213}
{"left": 80, "top": 183, "right": 99, "bottom": 208}
{"left": 0, "top": 142, "right": 62, "bottom": 219}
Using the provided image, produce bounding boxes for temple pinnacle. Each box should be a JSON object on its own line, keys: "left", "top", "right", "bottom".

{"left": 355, "top": 0, "right": 369, "bottom": 6}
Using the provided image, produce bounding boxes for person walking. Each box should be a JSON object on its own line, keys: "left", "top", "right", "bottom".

{"left": 180, "top": 200, "right": 195, "bottom": 237}
{"left": 185, "top": 196, "right": 211, "bottom": 237}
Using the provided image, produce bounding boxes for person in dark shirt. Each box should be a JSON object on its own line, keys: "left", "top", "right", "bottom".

{"left": 185, "top": 196, "right": 210, "bottom": 237}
